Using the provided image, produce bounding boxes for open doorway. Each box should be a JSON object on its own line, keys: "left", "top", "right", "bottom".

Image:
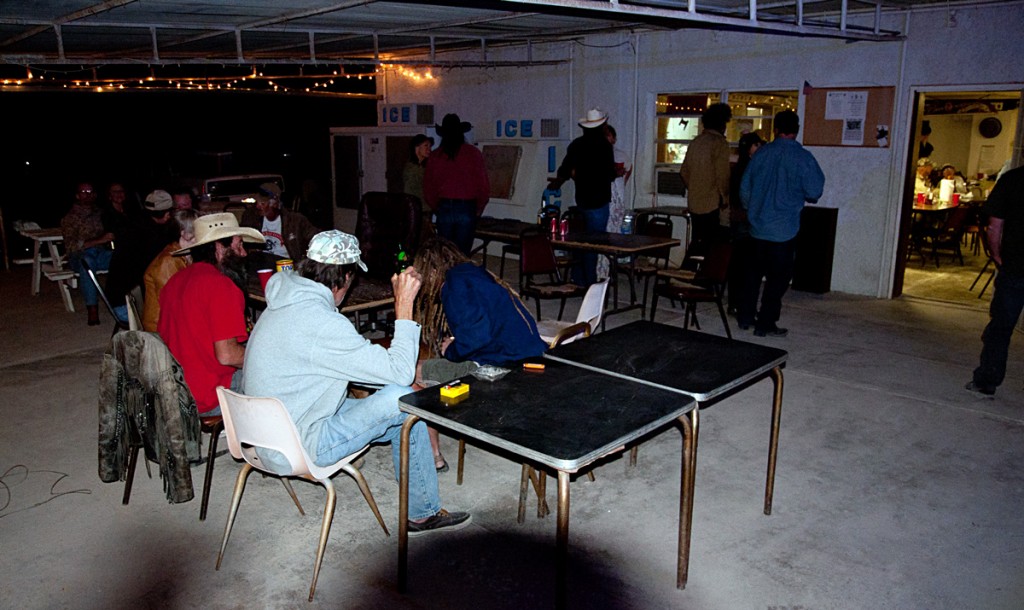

{"left": 894, "top": 89, "right": 1022, "bottom": 309}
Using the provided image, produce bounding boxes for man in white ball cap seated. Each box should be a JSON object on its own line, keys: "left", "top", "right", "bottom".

{"left": 243, "top": 230, "right": 471, "bottom": 535}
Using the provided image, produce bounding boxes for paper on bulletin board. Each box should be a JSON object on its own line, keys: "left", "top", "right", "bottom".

{"left": 825, "top": 91, "right": 868, "bottom": 145}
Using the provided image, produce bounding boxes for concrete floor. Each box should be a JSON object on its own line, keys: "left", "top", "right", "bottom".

{"left": 2, "top": 259, "right": 1023, "bottom": 610}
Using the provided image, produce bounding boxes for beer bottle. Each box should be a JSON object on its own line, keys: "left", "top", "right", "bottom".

{"left": 395, "top": 243, "right": 409, "bottom": 272}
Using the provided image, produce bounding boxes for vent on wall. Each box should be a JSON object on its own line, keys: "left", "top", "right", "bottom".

{"left": 540, "top": 119, "right": 560, "bottom": 139}
{"left": 417, "top": 105, "right": 435, "bottom": 125}
{"left": 657, "top": 171, "right": 686, "bottom": 196}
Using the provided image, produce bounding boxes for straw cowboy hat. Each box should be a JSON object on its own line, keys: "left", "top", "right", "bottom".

{"left": 578, "top": 108, "right": 608, "bottom": 129}
{"left": 173, "top": 212, "right": 264, "bottom": 256}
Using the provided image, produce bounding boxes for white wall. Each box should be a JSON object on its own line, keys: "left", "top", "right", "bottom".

{"left": 381, "top": 3, "right": 1024, "bottom": 297}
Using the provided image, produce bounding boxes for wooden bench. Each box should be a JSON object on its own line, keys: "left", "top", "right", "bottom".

{"left": 41, "top": 265, "right": 108, "bottom": 313}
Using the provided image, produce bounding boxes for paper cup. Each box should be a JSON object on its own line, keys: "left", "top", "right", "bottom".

{"left": 257, "top": 269, "right": 273, "bottom": 291}
{"left": 952, "top": 193, "right": 960, "bottom": 206}
{"left": 916, "top": 193, "right": 925, "bottom": 204}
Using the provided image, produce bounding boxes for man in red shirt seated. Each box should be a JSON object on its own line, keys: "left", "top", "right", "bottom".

{"left": 158, "top": 213, "right": 265, "bottom": 415}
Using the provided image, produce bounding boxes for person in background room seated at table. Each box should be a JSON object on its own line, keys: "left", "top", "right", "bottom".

{"left": 241, "top": 182, "right": 320, "bottom": 266}
{"left": 142, "top": 209, "right": 198, "bottom": 332}
{"left": 915, "top": 158, "right": 935, "bottom": 196}
{"left": 242, "top": 230, "right": 472, "bottom": 536}
{"left": 105, "top": 189, "right": 178, "bottom": 323}
{"left": 940, "top": 164, "right": 969, "bottom": 196}
{"left": 61, "top": 181, "right": 114, "bottom": 326}
{"left": 158, "top": 213, "right": 265, "bottom": 416}
{"left": 423, "top": 113, "right": 490, "bottom": 255}
{"left": 412, "top": 236, "right": 548, "bottom": 472}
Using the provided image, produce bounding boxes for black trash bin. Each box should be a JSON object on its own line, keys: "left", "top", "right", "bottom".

{"left": 791, "top": 206, "right": 837, "bottom": 293}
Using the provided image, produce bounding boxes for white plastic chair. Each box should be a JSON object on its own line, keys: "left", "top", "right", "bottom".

{"left": 125, "top": 293, "right": 143, "bottom": 331}
{"left": 214, "top": 387, "right": 390, "bottom": 602}
{"left": 534, "top": 279, "right": 609, "bottom": 347}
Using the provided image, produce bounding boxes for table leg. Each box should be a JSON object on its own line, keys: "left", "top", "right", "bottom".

{"left": 555, "top": 469, "right": 570, "bottom": 609}
{"left": 31, "top": 239, "right": 42, "bottom": 295}
{"left": 764, "top": 367, "right": 784, "bottom": 515}
{"left": 677, "top": 408, "right": 697, "bottom": 589}
{"left": 397, "top": 414, "right": 419, "bottom": 593}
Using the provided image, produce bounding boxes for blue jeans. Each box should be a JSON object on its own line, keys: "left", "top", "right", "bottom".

{"left": 739, "top": 237, "right": 796, "bottom": 331}
{"left": 69, "top": 246, "right": 113, "bottom": 307}
{"left": 973, "top": 271, "right": 1024, "bottom": 390}
{"left": 435, "top": 199, "right": 478, "bottom": 255}
{"left": 317, "top": 385, "right": 440, "bottom": 520}
{"left": 573, "top": 205, "right": 609, "bottom": 286}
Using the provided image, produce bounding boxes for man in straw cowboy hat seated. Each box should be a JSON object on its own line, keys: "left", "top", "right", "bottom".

{"left": 158, "top": 213, "right": 265, "bottom": 416}
{"left": 242, "top": 230, "right": 472, "bottom": 535}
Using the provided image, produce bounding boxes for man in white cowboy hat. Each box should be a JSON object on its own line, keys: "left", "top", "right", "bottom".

{"left": 548, "top": 107, "right": 617, "bottom": 285}
{"left": 243, "top": 230, "right": 472, "bottom": 535}
{"left": 158, "top": 213, "right": 265, "bottom": 415}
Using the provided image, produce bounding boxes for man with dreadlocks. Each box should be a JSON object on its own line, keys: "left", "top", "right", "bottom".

{"left": 243, "top": 230, "right": 471, "bottom": 536}
{"left": 413, "top": 236, "right": 548, "bottom": 471}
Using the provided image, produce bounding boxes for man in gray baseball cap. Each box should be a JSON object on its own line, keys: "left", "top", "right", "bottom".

{"left": 243, "top": 230, "right": 472, "bottom": 535}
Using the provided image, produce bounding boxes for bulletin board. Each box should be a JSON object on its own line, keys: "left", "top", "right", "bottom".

{"left": 803, "top": 86, "right": 895, "bottom": 148}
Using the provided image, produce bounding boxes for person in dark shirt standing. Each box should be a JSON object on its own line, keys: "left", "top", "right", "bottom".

{"left": 739, "top": 110, "right": 825, "bottom": 338}
{"left": 548, "top": 107, "right": 617, "bottom": 285}
{"left": 967, "top": 165, "right": 1024, "bottom": 397}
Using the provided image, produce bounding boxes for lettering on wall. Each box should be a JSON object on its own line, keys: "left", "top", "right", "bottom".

{"left": 494, "top": 119, "right": 535, "bottom": 139}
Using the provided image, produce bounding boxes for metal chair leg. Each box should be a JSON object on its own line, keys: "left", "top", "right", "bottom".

{"left": 342, "top": 463, "right": 390, "bottom": 536}
{"left": 308, "top": 481, "right": 337, "bottom": 602}
{"left": 199, "top": 419, "right": 223, "bottom": 521}
{"left": 216, "top": 463, "right": 253, "bottom": 570}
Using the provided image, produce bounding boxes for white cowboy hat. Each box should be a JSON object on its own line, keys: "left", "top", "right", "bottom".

{"left": 173, "top": 212, "right": 264, "bottom": 256}
{"left": 578, "top": 107, "right": 608, "bottom": 129}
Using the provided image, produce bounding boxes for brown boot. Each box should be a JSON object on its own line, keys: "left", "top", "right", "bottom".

{"left": 87, "top": 305, "right": 100, "bottom": 326}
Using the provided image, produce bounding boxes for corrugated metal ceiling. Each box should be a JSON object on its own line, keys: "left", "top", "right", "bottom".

{"left": 1, "top": 0, "right": 1009, "bottom": 67}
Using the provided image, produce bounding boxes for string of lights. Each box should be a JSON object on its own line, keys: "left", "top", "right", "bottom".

{"left": 0, "top": 62, "right": 439, "bottom": 95}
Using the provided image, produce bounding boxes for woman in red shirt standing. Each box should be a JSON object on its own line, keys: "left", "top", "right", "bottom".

{"left": 423, "top": 113, "right": 490, "bottom": 255}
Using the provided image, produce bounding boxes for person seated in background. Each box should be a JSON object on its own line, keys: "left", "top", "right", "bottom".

{"left": 242, "top": 230, "right": 472, "bottom": 536}
{"left": 413, "top": 236, "right": 548, "bottom": 471}
{"left": 101, "top": 182, "right": 140, "bottom": 238}
{"left": 940, "top": 164, "right": 969, "bottom": 196}
{"left": 158, "top": 213, "right": 264, "bottom": 416}
{"left": 142, "top": 209, "right": 198, "bottom": 332}
{"left": 171, "top": 188, "right": 195, "bottom": 211}
{"left": 241, "top": 182, "right": 320, "bottom": 267}
{"left": 61, "top": 181, "right": 114, "bottom": 325}
{"left": 105, "top": 189, "right": 178, "bottom": 323}
{"left": 915, "top": 158, "right": 935, "bottom": 195}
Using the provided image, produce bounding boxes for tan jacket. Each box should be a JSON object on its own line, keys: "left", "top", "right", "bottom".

{"left": 143, "top": 242, "right": 189, "bottom": 332}
{"left": 680, "top": 129, "right": 731, "bottom": 216}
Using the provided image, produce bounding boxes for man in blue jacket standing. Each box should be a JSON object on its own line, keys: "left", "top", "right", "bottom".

{"left": 739, "top": 110, "right": 825, "bottom": 337}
